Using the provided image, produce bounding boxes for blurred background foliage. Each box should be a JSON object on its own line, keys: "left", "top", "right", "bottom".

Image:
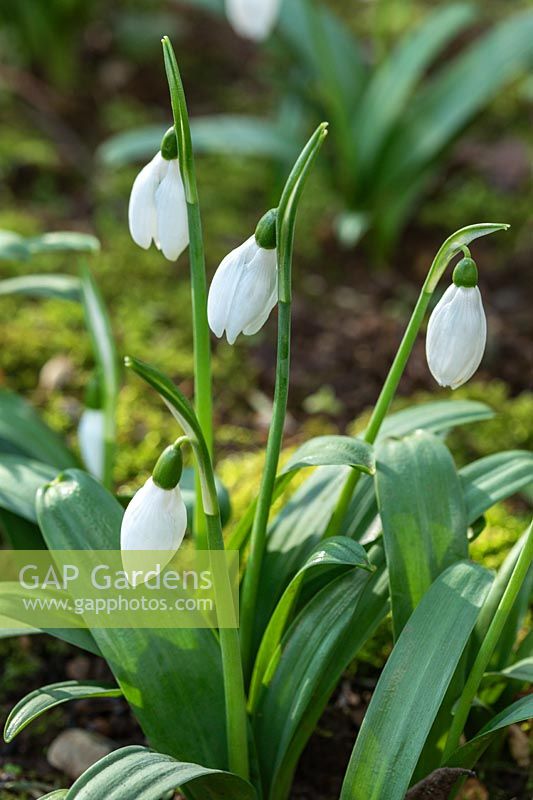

{"left": 0, "top": 0, "right": 531, "bottom": 587}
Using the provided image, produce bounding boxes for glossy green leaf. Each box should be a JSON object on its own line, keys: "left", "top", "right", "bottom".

{"left": 80, "top": 266, "right": 119, "bottom": 487}
{"left": 4, "top": 680, "right": 122, "bottom": 742}
{"left": 461, "top": 451, "right": 533, "bottom": 523}
{"left": 66, "top": 745, "right": 256, "bottom": 799}
{"left": 471, "top": 529, "right": 533, "bottom": 671}
{"left": 0, "top": 390, "right": 78, "bottom": 469}
{"left": 446, "top": 695, "right": 533, "bottom": 769}
{"left": 253, "top": 399, "right": 493, "bottom": 651}
{"left": 249, "top": 537, "right": 372, "bottom": 711}
{"left": 38, "top": 792, "right": 68, "bottom": 799}
{"left": 340, "top": 562, "right": 492, "bottom": 800}
{"left": 376, "top": 430, "right": 468, "bottom": 638}
{"left": 484, "top": 657, "right": 533, "bottom": 684}
{"left": 0, "top": 230, "right": 99, "bottom": 261}
{"left": 36, "top": 469, "right": 227, "bottom": 768}
{"left": 0, "top": 454, "right": 57, "bottom": 522}
{"left": 253, "top": 544, "right": 389, "bottom": 800}
{"left": 0, "top": 274, "right": 81, "bottom": 301}
{"left": 281, "top": 436, "right": 374, "bottom": 476}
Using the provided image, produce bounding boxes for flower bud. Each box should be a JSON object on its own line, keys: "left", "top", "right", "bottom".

{"left": 225, "top": 0, "right": 281, "bottom": 41}
{"left": 128, "top": 150, "right": 188, "bottom": 261}
{"left": 78, "top": 374, "right": 104, "bottom": 480}
{"left": 207, "top": 234, "right": 278, "bottom": 345}
{"left": 426, "top": 268, "right": 487, "bottom": 390}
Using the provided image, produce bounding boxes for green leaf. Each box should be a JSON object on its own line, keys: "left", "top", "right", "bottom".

{"left": 4, "top": 680, "right": 122, "bottom": 742}
{"left": 80, "top": 266, "right": 119, "bottom": 487}
{"left": 0, "top": 390, "right": 78, "bottom": 469}
{"left": 249, "top": 537, "right": 372, "bottom": 711}
{"left": 446, "top": 695, "right": 533, "bottom": 769}
{"left": 65, "top": 745, "right": 256, "bottom": 799}
{"left": 484, "top": 657, "right": 533, "bottom": 684}
{"left": 38, "top": 792, "right": 68, "bottom": 799}
{"left": 281, "top": 436, "right": 374, "bottom": 476}
{"left": 340, "top": 562, "right": 492, "bottom": 800}
{"left": 253, "top": 544, "right": 388, "bottom": 800}
{"left": 376, "top": 430, "right": 468, "bottom": 638}
{"left": 0, "top": 230, "right": 99, "bottom": 261}
{"left": 379, "top": 11, "right": 533, "bottom": 194}
{"left": 0, "top": 274, "right": 81, "bottom": 301}
{"left": 461, "top": 451, "right": 533, "bottom": 523}
{"left": 253, "top": 399, "right": 493, "bottom": 653}
{"left": 36, "top": 470, "right": 227, "bottom": 768}
{"left": 98, "top": 116, "right": 297, "bottom": 168}
{"left": 354, "top": 3, "right": 476, "bottom": 178}
{"left": 0, "top": 454, "right": 57, "bottom": 522}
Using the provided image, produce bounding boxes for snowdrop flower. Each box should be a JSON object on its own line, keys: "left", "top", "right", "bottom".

{"left": 78, "top": 374, "right": 104, "bottom": 480}
{"left": 128, "top": 131, "right": 188, "bottom": 261}
{"left": 121, "top": 444, "right": 187, "bottom": 583}
{"left": 426, "top": 257, "right": 487, "bottom": 390}
{"left": 208, "top": 209, "right": 278, "bottom": 345}
{"left": 225, "top": 0, "right": 282, "bottom": 41}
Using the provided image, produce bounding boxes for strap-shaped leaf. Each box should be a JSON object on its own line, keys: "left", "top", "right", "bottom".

{"left": 249, "top": 537, "right": 372, "bottom": 710}
{"left": 376, "top": 430, "right": 468, "bottom": 638}
{"left": 253, "top": 544, "right": 389, "bottom": 800}
{"left": 0, "top": 230, "right": 99, "bottom": 261}
{"left": 253, "top": 399, "right": 492, "bottom": 653}
{"left": 65, "top": 745, "right": 256, "bottom": 799}
{"left": 80, "top": 266, "right": 119, "bottom": 488}
{"left": 38, "top": 792, "right": 68, "bottom": 799}
{"left": 0, "top": 508, "right": 45, "bottom": 549}
{"left": 446, "top": 695, "right": 533, "bottom": 769}
{"left": 0, "top": 274, "right": 81, "bottom": 301}
{"left": 0, "top": 454, "right": 57, "bottom": 522}
{"left": 281, "top": 436, "right": 374, "bottom": 476}
{"left": 4, "top": 680, "right": 122, "bottom": 742}
{"left": 36, "top": 470, "right": 227, "bottom": 768}
{"left": 461, "top": 451, "right": 533, "bottom": 523}
{"left": 0, "top": 390, "right": 78, "bottom": 469}
{"left": 484, "top": 657, "right": 533, "bottom": 684}
{"left": 340, "top": 562, "right": 492, "bottom": 800}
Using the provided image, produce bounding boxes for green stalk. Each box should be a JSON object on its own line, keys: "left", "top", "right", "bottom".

{"left": 442, "top": 519, "right": 533, "bottom": 764}
{"left": 323, "top": 223, "right": 509, "bottom": 539}
{"left": 240, "top": 123, "right": 329, "bottom": 679}
{"left": 162, "top": 36, "right": 213, "bottom": 548}
{"left": 125, "top": 356, "right": 249, "bottom": 780}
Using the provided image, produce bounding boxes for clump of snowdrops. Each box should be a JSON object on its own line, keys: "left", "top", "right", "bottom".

{"left": 0, "top": 33, "right": 531, "bottom": 800}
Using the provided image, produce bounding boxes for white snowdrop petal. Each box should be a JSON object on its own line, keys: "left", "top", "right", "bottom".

{"left": 426, "top": 285, "right": 487, "bottom": 389}
{"left": 121, "top": 477, "right": 187, "bottom": 554}
{"left": 207, "top": 237, "right": 253, "bottom": 338}
{"left": 78, "top": 409, "right": 105, "bottom": 481}
{"left": 128, "top": 153, "right": 163, "bottom": 249}
{"left": 155, "top": 160, "right": 189, "bottom": 261}
{"left": 225, "top": 0, "right": 281, "bottom": 41}
{"left": 225, "top": 245, "right": 278, "bottom": 344}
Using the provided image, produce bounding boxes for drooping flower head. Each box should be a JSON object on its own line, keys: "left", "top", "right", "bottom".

{"left": 225, "top": 0, "right": 282, "bottom": 41}
{"left": 128, "top": 128, "right": 189, "bottom": 261}
{"left": 121, "top": 443, "right": 187, "bottom": 583}
{"left": 78, "top": 372, "right": 105, "bottom": 481}
{"left": 426, "top": 256, "right": 487, "bottom": 390}
{"left": 208, "top": 208, "right": 278, "bottom": 345}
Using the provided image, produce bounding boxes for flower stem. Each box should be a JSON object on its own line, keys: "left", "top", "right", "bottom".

{"left": 239, "top": 123, "right": 328, "bottom": 680}
{"left": 240, "top": 299, "right": 291, "bottom": 678}
{"left": 323, "top": 223, "right": 509, "bottom": 538}
{"left": 162, "top": 36, "right": 213, "bottom": 548}
{"left": 442, "top": 519, "right": 533, "bottom": 764}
